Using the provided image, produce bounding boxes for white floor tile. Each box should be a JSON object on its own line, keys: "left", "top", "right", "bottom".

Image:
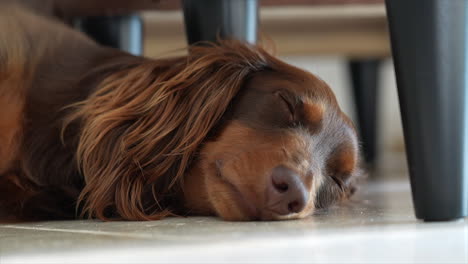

{"left": 1, "top": 177, "right": 466, "bottom": 264}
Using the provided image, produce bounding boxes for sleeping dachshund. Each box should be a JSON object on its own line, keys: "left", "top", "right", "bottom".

{"left": 0, "top": 1, "right": 362, "bottom": 221}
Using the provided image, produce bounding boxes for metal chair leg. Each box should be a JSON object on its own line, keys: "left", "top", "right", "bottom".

{"left": 182, "top": 0, "right": 259, "bottom": 45}
{"left": 349, "top": 59, "right": 381, "bottom": 167}
{"left": 385, "top": 0, "right": 468, "bottom": 221}
{"left": 75, "top": 15, "right": 143, "bottom": 55}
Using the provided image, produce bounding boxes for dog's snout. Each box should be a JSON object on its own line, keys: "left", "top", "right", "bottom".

{"left": 268, "top": 166, "right": 308, "bottom": 215}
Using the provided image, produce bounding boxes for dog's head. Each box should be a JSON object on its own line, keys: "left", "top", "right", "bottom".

{"left": 182, "top": 44, "right": 361, "bottom": 221}
{"left": 70, "top": 40, "right": 361, "bottom": 221}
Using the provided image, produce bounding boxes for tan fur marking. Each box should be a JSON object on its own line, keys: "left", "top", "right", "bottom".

{"left": 0, "top": 64, "right": 26, "bottom": 174}
{"left": 303, "top": 100, "right": 325, "bottom": 124}
{"left": 0, "top": 93, "right": 24, "bottom": 174}
{"left": 187, "top": 121, "right": 319, "bottom": 220}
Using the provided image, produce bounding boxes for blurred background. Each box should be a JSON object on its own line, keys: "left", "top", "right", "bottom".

{"left": 141, "top": 2, "right": 406, "bottom": 176}
{"left": 4, "top": 2, "right": 468, "bottom": 263}
{"left": 74, "top": 0, "right": 406, "bottom": 176}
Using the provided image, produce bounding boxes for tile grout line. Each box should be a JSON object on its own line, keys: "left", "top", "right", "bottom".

{"left": 0, "top": 225, "right": 153, "bottom": 239}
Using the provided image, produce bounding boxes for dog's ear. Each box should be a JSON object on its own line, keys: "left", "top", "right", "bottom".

{"left": 63, "top": 41, "right": 273, "bottom": 220}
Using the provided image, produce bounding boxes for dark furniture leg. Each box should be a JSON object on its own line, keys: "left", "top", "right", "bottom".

{"left": 75, "top": 15, "right": 143, "bottom": 55}
{"left": 349, "top": 59, "right": 381, "bottom": 166}
{"left": 182, "top": 0, "right": 258, "bottom": 44}
{"left": 385, "top": 0, "right": 468, "bottom": 221}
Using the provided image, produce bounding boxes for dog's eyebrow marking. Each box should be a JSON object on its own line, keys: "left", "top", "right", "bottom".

{"left": 304, "top": 102, "right": 323, "bottom": 123}
{"left": 301, "top": 100, "right": 324, "bottom": 133}
{"left": 329, "top": 145, "right": 357, "bottom": 176}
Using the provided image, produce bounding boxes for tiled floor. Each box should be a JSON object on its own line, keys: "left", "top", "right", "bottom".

{"left": 1, "top": 163, "right": 467, "bottom": 263}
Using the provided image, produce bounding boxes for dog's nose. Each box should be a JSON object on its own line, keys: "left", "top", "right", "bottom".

{"left": 267, "top": 166, "right": 308, "bottom": 215}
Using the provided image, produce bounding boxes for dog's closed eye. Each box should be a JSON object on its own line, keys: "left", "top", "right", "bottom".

{"left": 275, "top": 91, "right": 295, "bottom": 123}
{"left": 327, "top": 144, "right": 357, "bottom": 187}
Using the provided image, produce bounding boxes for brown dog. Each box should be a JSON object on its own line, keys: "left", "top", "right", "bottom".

{"left": 0, "top": 2, "right": 362, "bottom": 221}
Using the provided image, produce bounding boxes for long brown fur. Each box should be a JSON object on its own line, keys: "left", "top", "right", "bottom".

{"left": 0, "top": 1, "right": 362, "bottom": 222}
{"left": 62, "top": 44, "right": 271, "bottom": 220}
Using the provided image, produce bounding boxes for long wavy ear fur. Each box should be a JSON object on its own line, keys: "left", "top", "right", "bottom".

{"left": 63, "top": 40, "right": 272, "bottom": 220}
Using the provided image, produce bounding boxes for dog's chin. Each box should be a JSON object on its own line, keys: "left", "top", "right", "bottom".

{"left": 205, "top": 172, "right": 309, "bottom": 221}
{"left": 185, "top": 174, "right": 313, "bottom": 221}
{"left": 204, "top": 172, "right": 258, "bottom": 221}
{"left": 184, "top": 160, "right": 314, "bottom": 221}
{"left": 210, "top": 191, "right": 308, "bottom": 221}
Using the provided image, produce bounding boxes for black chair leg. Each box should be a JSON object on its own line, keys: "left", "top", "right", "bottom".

{"left": 75, "top": 15, "right": 143, "bottom": 55}
{"left": 385, "top": 0, "right": 468, "bottom": 221}
{"left": 182, "top": 0, "right": 258, "bottom": 44}
{"left": 349, "top": 59, "right": 381, "bottom": 167}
